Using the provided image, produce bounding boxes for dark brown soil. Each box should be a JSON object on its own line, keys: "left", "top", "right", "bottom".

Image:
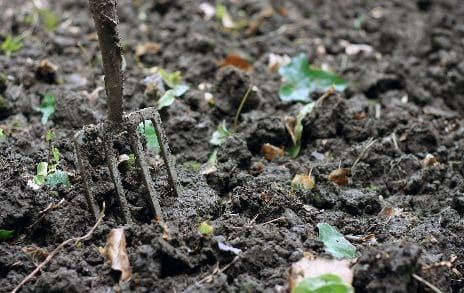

{"left": 1, "top": 0, "right": 464, "bottom": 292}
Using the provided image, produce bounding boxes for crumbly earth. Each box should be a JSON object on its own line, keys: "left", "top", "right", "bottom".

{"left": 1, "top": 0, "right": 464, "bottom": 292}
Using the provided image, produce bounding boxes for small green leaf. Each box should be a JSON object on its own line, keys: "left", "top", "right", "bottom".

{"left": 198, "top": 221, "right": 214, "bottom": 235}
{"left": 279, "top": 54, "right": 346, "bottom": 102}
{"left": 293, "top": 274, "right": 353, "bottom": 293}
{"left": 207, "top": 149, "right": 218, "bottom": 165}
{"left": 210, "top": 120, "right": 231, "bottom": 146}
{"left": 157, "top": 90, "right": 176, "bottom": 110}
{"left": 38, "top": 9, "right": 59, "bottom": 31}
{"left": 52, "top": 147, "right": 60, "bottom": 164}
{"left": 38, "top": 92, "right": 56, "bottom": 124}
{"left": 1, "top": 36, "right": 23, "bottom": 57}
{"left": 288, "top": 102, "right": 315, "bottom": 158}
{"left": 37, "top": 162, "right": 48, "bottom": 177}
{"left": 138, "top": 120, "right": 160, "bottom": 154}
{"left": 317, "top": 223, "right": 356, "bottom": 259}
{"left": 0, "top": 128, "right": 5, "bottom": 140}
{"left": 0, "top": 229, "right": 14, "bottom": 241}
{"left": 45, "top": 170, "right": 70, "bottom": 188}
{"left": 159, "top": 68, "right": 182, "bottom": 88}
{"left": 45, "top": 129, "right": 55, "bottom": 142}
{"left": 216, "top": 1, "right": 227, "bottom": 20}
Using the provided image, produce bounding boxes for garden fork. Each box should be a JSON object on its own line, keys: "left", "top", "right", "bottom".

{"left": 73, "top": 0, "right": 182, "bottom": 224}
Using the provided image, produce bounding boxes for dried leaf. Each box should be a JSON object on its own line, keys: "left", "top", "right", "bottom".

{"left": 291, "top": 174, "right": 315, "bottom": 190}
{"left": 289, "top": 257, "right": 353, "bottom": 290}
{"left": 421, "top": 154, "right": 438, "bottom": 167}
{"left": 268, "top": 53, "right": 291, "bottom": 73}
{"left": 328, "top": 168, "right": 350, "bottom": 186}
{"left": 22, "top": 245, "right": 49, "bottom": 265}
{"left": 218, "top": 54, "right": 251, "bottom": 71}
{"left": 261, "top": 143, "right": 284, "bottom": 161}
{"left": 377, "top": 206, "right": 402, "bottom": 221}
{"left": 135, "top": 42, "right": 160, "bottom": 58}
{"left": 99, "top": 228, "right": 132, "bottom": 281}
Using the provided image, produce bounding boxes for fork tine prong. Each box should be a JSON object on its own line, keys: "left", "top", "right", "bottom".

{"left": 73, "top": 130, "right": 99, "bottom": 220}
{"left": 102, "top": 127, "right": 133, "bottom": 224}
{"left": 151, "top": 110, "right": 183, "bottom": 197}
{"left": 128, "top": 126, "right": 163, "bottom": 221}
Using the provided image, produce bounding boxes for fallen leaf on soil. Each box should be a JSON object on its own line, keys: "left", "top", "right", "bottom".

{"left": 328, "top": 168, "right": 350, "bottom": 186}
{"left": 261, "top": 143, "right": 284, "bottom": 160}
{"left": 317, "top": 223, "right": 356, "bottom": 259}
{"left": 218, "top": 241, "right": 241, "bottom": 255}
{"left": 421, "top": 154, "right": 438, "bottom": 167}
{"left": 135, "top": 42, "right": 160, "bottom": 59}
{"left": 377, "top": 206, "right": 402, "bottom": 221}
{"left": 22, "top": 245, "right": 49, "bottom": 265}
{"left": 268, "top": 53, "right": 291, "bottom": 73}
{"left": 289, "top": 257, "right": 353, "bottom": 290}
{"left": 291, "top": 174, "right": 315, "bottom": 190}
{"left": 99, "top": 228, "right": 131, "bottom": 282}
{"left": 218, "top": 54, "right": 251, "bottom": 71}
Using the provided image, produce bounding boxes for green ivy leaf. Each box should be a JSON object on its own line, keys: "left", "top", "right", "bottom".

{"left": 279, "top": 54, "right": 346, "bottom": 102}
{"left": 45, "top": 170, "right": 70, "bottom": 188}
{"left": 138, "top": 120, "right": 160, "bottom": 154}
{"left": 293, "top": 274, "right": 353, "bottom": 293}
{"left": 210, "top": 120, "right": 231, "bottom": 146}
{"left": 38, "top": 92, "right": 56, "bottom": 124}
{"left": 0, "top": 229, "right": 14, "bottom": 241}
{"left": 198, "top": 221, "right": 214, "bottom": 235}
{"left": 317, "top": 223, "right": 356, "bottom": 259}
{"left": 0, "top": 128, "right": 5, "bottom": 140}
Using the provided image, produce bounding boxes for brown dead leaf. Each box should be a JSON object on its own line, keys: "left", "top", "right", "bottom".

{"left": 218, "top": 54, "right": 252, "bottom": 71}
{"left": 22, "top": 245, "right": 49, "bottom": 265}
{"left": 291, "top": 174, "right": 315, "bottom": 190}
{"left": 36, "top": 59, "right": 58, "bottom": 83}
{"left": 99, "top": 228, "right": 132, "bottom": 281}
{"left": 261, "top": 143, "right": 284, "bottom": 161}
{"left": 421, "top": 154, "right": 438, "bottom": 168}
{"left": 285, "top": 116, "right": 297, "bottom": 145}
{"left": 328, "top": 168, "right": 350, "bottom": 186}
{"left": 289, "top": 257, "right": 353, "bottom": 290}
{"left": 135, "top": 42, "right": 160, "bottom": 59}
{"left": 378, "top": 206, "right": 402, "bottom": 221}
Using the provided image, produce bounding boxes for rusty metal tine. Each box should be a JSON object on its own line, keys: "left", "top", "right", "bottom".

{"left": 151, "top": 109, "right": 183, "bottom": 197}
{"left": 128, "top": 127, "right": 163, "bottom": 220}
{"left": 102, "top": 127, "right": 133, "bottom": 224}
{"left": 73, "top": 130, "right": 99, "bottom": 220}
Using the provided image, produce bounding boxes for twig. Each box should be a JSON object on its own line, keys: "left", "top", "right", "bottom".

{"left": 352, "top": 137, "right": 376, "bottom": 168}
{"left": 245, "top": 216, "right": 287, "bottom": 228}
{"left": 12, "top": 203, "right": 106, "bottom": 293}
{"left": 315, "top": 87, "right": 336, "bottom": 107}
{"left": 198, "top": 256, "right": 239, "bottom": 284}
{"left": 233, "top": 86, "right": 253, "bottom": 132}
{"left": 412, "top": 273, "right": 442, "bottom": 293}
{"left": 27, "top": 198, "right": 66, "bottom": 229}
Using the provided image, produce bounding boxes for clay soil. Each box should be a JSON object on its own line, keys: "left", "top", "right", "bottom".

{"left": 1, "top": 0, "right": 464, "bottom": 292}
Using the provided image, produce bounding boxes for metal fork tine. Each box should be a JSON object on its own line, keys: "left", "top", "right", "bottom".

{"left": 151, "top": 110, "right": 183, "bottom": 197}
{"left": 73, "top": 130, "right": 100, "bottom": 221}
{"left": 128, "top": 126, "right": 163, "bottom": 220}
{"left": 102, "top": 127, "right": 133, "bottom": 224}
